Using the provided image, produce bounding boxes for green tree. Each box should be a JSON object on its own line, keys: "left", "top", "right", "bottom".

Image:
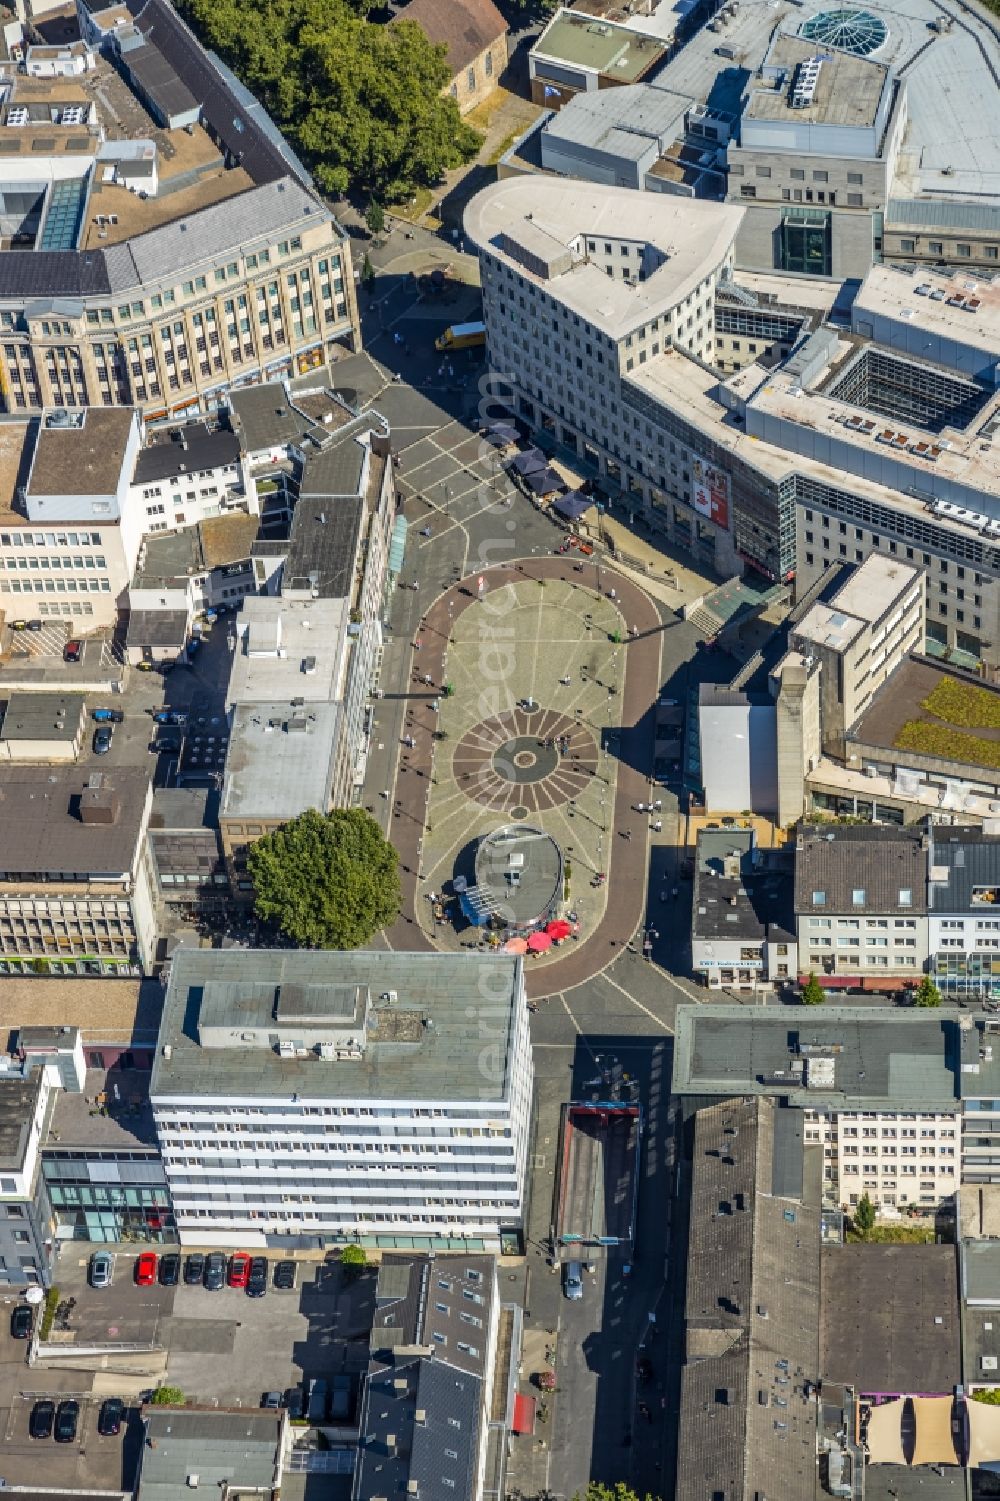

{"left": 176, "top": 0, "right": 481, "bottom": 201}
{"left": 151, "top": 1386, "right": 186, "bottom": 1406}
{"left": 340, "top": 1243, "right": 369, "bottom": 1281}
{"left": 853, "top": 1192, "right": 876, "bottom": 1240}
{"left": 365, "top": 200, "right": 385, "bottom": 237}
{"left": 248, "top": 807, "right": 400, "bottom": 949}
{"left": 571, "top": 1485, "right": 663, "bottom": 1501}
{"left": 800, "top": 971, "right": 825, "bottom": 1006}
{"left": 973, "top": 1388, "right": 1000, "bottom": 1404}
{"left": 913, "top": 973, "right": 942, "bottom": 1007}
{"left": 360, "top": 252, "right": 375, "bottom": 291}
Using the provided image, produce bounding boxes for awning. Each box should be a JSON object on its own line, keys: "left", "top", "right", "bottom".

{"left": 388, "top": 514, "right": 408, "bottom": 575}
{"left": 552, "top": 490, "right": 593, "bottom": 521}
{"left": 509, "top": 447, "right": 546, "bottom": 477}
{"left": 524, "top": 465, "right": 565, "bottom": 497}
{"left": 512, "top": 1394, "right": 536, "bottom": 1435}
{"left": 484, "top": 421, "right": 519, "bottom": 447}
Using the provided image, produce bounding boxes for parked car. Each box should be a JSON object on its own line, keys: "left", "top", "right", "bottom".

{"left": 261, "top": 1390, "right": 283, "bottom": 1410}
{"left": 203, "top": 1252, "right": 226, "bottom": 1291}
{"left": 10, "top": 619, "right": 26, "bottom": 631}
{"left": 29, "top": 1399, "right": 54, "bottom": 1439}
{"left": 636, "top": 1355, "right": 653, "bottom": 1385}
{"left": 10, "top": 1304, "right": 32, "bottom": 1339}
{"left": 54, "top": 1400, "right": 79, "bottom": 1443}
{"left": 93, "top": 724, "right": 113, "bottom": 756}
{"left": 92, "top": 707, "right": 124, "bottom": 723}
{"left": 136, "top": 660, "right": 156, "bottom": 672}
{"left": 562, "top": 1260, "right": 584, "bottom": 1301}
{"left": 228, "top": 1252, "right": 251, "bottom": 1289}
{"left": 153, "top": 732, "right": 181, "bottom": 754}
{"left": 97, "top": 1397, "right": 124, "bottom": 1437}
{"left": 134, "top": 1251, "right": 158, "bottom": 1286}
{"left": 184, "top": 1253, "right": 205, "bottom": 1286}
{"left": 159, "top": 1252, "right": 180, "bottom": 1287}
{"left": 63, "top": 639, "right": 82, "bottom": 663}
{"left": 89, "top": 1250, "right": 114, "bottom": 1289}
{"left": 26, "top": 619, "right": 42, "bottom": 632}
{"left": 273, "top": 1260, "right": 296, "bottom": 1291}
{"left": 152, "top": 710, "right": 187, "bottom": 725}
{"left": 247, "top": 1257, "right": 268, "bottom": 1298}
{"left": 285, "top": 1385, "right": 305, "bottom": 1421}
{"left": 307, "top": 1378, "right": 329, "bottom": 1424}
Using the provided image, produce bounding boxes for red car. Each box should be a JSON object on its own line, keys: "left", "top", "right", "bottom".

{"left": 63, "top": 639, "right": 82, "bottom": 663}
{"left": 134, "top": 1251, "right": 158, "bottom": 1286}
{"left": 228, "top": 1252, "right": 251, "bottom": 1289}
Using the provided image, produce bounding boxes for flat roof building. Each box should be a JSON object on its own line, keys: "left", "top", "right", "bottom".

{"left": 528, "top": 9, "right": 668, "bottom": 109}
{"left": 151, "top": 949, "right": 534, "bottom": 1250}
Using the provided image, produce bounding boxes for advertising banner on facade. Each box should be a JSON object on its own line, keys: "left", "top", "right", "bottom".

{"left": 691, "top": 457, "right": 730, "bottom": 529}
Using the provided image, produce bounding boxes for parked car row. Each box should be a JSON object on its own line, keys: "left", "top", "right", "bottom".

{"left": 29, "top": 1395, "right": 125, "bottom": 1443}
{"left": 88, "top": 1248, "right": 297, "bottom": 1294}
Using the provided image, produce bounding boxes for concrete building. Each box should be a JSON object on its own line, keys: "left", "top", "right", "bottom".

{"left": 0, "top": 691, "right": 86, "bottom": 762}
{"left": 401, "top": 0, "right": 508, "bottom": 118}
{"left": 672, "top": 1004, "right": 962, "bottom": 1214}
{"left": 960, "top": 1018, "right": 1000, "bottom": 1191}
{"left": 528, "top": 9, "right": 668, "bottom": 111}
{"left": 125, "top": 513, "right": 258, "bottom": 663}
{"left": 0, "top": 764, "right": 155, "bottom": 977}
{"left": 0, "top": 0, "right": 358, "bottom": 422}
{"left": 151, "top": 950, "right": 534, "bottom": 1251}
{"left": 466, "top": 176, "right": 745, "bottom": 574}
{"left": 690, "top": 826, "right": 796, "bottom": 992}
{"left": 675, "top": 1094, "right": 821, "bottom": 1501}
{"left": 0, "top": 407, "right": 143, "bottom": 627}
{"left": 138, "top": 1408, "right": 288, "bottom": 1501}
{"left": 0, "top": 1025, "right": 86, "bottom": 1286}
{"left": 927, "top": 828, "right": 1000, "bottom": 1002}
{"left": 726, "top": 33, "right": 906, "bottom": 280}
{"left": 356, "top": 1255, "right": 500, "bottom": 1501}
{"left": 794, "top": 822, "right": 929, "bottom": 990}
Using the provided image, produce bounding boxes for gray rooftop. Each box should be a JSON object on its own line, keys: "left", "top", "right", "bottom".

{"left": 543, "top": 81, "right": 689, "bottom": 160}
{"left": 676, "top": 1095, "right": 820, "bottom": 1501}
{"left": 821, "top": 1244, "right": 960, "bottom": 1395}
{"left": 692, "top": 826, "right": 795, "bottom": 943}
{"left": 0, "top": 1069, "right": 44, "bottom": 1172}
{"left": 47, "top": 1065, "right": 157, "bottom": 1150}
{"left": 138, "top": 1408, "right": 283, "bottom": 1501}
{"left": 474, "top": 825, "right": 563, "bottom": 928}
{"left": 0, "top": 765, "right": 150, "bottom": 879}
{"left": 959, "top": 1016, "right": 1000, "bottom": 1102}
{"left": 221, "top": 699, "right": 342, "bottom": 821}
{"left": 794, "top": 823, "right": 929, "bottom": 916}
{"left": 226, "top": 597, "right": 348, "bottom": 704}
{"left": 151, "top": 949, "right": 523, "bottom": 1103}
{"left": 672, "top": 1006, "right": 960, "bottom": 1110}
{"left": 282, "top": 494, "right": 363, "bottom": 598}
{"left": 928, "top": 825, "right": 1000, "bottom": 913}
{"left": 227, "top": 382, "right": 355, "bottom": 456}
{"left": 0, "top": 691, "right": 84, "bottom": 743}
{"left": 133, "top": 421, "right": 240, "bottom": 487}
{"left": 745, "top": 32, "right": 889, "bottom": 130}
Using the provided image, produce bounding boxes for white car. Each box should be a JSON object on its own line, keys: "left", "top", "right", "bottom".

{"left": 89, "top": 1251, "right": 113, "bottom": 1289}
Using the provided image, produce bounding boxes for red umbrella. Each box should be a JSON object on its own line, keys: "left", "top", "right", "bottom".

{"left": 546, "top": 919, "right": 572, "bottom": 940}
{"left": 527, "top": 931, "right": 552, "bottom": 952}
{"left": 504, "top": 936, "right": 529, "bottom": 954}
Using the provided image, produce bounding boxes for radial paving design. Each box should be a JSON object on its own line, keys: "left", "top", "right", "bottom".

{"left": 453, "top": 708, "right": 599, "bottom": 813}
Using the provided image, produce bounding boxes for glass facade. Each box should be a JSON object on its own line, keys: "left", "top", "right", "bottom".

{"left": 780, "top": 210, "right": 832, "bottom": 278}
{"left": 42, "top": 1152, "right": 177, "bottom": 1244}
{"left": 932, "top": 950, "right": 1000, "bottom": 997}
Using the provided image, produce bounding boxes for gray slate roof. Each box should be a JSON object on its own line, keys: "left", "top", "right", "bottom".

{"left": 692, "top": 827, "right": 795, "bottom": 943}
{"left": 794, "top": 823, "right": 929, "bottom": 916}
{"left": 138, "top": 1408, "right": 283, "bottom": 1501}
{"left": 133, "top": 422, "right": 240, "bottom": 486}
{"left": 927, "top": 825, "right": 1000, "bottom": 912}
{"left": 282, "top": 495, "right": 363, "bottom": 598}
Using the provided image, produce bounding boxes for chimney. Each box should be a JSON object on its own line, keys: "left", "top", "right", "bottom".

{"left": 79, "top": 786, "right": 120, "bottom": 825}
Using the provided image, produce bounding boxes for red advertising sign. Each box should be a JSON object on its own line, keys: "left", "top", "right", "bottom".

{"left": 691, "top": 457, "right": 730, "bottom": 530}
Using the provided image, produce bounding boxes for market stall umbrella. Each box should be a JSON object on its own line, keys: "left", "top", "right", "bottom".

{"left": 546, "top": 919, "right": 572, "bottom": 940}
{"left": 527, "top": 931, "right": 553, "bottom": 952}
{"left": 504, "top": 936, "right": 529, "bottom": 954}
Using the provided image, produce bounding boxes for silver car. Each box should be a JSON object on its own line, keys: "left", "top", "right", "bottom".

{"left": 562, "top": 1260, "right": 584, "bottom": 1301}
{"left": 89, "top": 1250, "right": 113, "bottom": 1289}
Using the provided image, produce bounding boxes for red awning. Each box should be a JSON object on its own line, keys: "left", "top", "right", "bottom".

{"left": 513, "top": 1394, "right": 536, "bottom": 1435}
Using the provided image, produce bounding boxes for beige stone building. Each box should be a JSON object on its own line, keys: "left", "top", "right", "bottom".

{"left": 402, "top": 0, "right": 508, "bottom": 117}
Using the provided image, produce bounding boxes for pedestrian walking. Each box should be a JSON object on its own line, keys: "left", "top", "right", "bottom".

{"left": 652, "top": 819, "right": 662, "bottom": 833}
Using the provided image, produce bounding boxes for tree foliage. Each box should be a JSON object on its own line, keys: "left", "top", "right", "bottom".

{"left": 801, "top": 971, "right": 825, "bottom": 1006}
{"left": 853, "top": 1192, "right": 876, "bottom": 1240}
{"left": 913, "top": 973, "right": 943, "bottom": 1007}
{"left": 248, "top": 807, "right": 400, "bottom": 949}
{"left": 176, "top": 0, "right": 481, "bottom": 199}
{"left": 973, "top": 1388, "right": 1000, "bottom": 1404}
{"left": 151, "top": 1386, "right": 186, "bottom": 1406}
{"left": 571, "top": 1485, "right": 662, "bottom": 1501}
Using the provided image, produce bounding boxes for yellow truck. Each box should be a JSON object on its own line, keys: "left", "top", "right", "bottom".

{"left": 434, "top": 320, "right": 486, "bottom": 352}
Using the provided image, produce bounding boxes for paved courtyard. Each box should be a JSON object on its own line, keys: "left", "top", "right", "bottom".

{"left": 411, "top": 579, "right": 629, "bottom": 953}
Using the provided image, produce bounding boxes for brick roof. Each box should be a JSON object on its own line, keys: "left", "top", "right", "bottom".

{"left": 401, "top": 0, "right": 507, "bottom": 76}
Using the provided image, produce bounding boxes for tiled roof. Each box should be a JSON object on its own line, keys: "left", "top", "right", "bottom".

{"left": 794, "top": 823, "right": 929, "bottom": 916}
{"left": 400, "top": 0, "right": 507, "bottom": 75}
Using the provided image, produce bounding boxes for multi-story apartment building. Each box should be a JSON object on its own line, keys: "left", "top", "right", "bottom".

{"left": 794, "top": 823, "right": 929, "bottom": 990}
{"left": 128, "top": 419, "right": 257, "bottom": 535}
{"left": 960, "top": 1016, "right": 1000, "bottom": 1189}
{"left": 0, "top": 0, "right": 358, "bottom": 422}
{"left": 928, "top": 827, "right": 1000, "bottom": 1002}
{"left": 0, "top": 765, "right": 155, "bottom": 977}
{"left": 151, "top": 950, "right": 534, "bottom": 1252}
{"left": 690, "top": 827, "right": 796, "bottom": 992}
{"left": 672, "top": 1004, "right": 962, "bottom": 1214}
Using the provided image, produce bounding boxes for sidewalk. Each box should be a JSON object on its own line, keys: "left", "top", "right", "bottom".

{"left": 598, "top": 514, "right": 722, "bottom": 615}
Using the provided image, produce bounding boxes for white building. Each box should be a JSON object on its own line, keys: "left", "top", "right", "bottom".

{"left": 690, "top": 826, "right": 796, "bottom": 992}
{"left": 128, "top": 419, "right": 257, "bottom": 535}
{"left": 804, "top": 1105, "right": 961, "bottom": 1214}
{"left": 927, "top": 828, "right": 1000, "bottom": 1003}
{"left": 466, "top": 177, "right": 744, "bottom": 573}
{"left": 151, "top": 950, "right": 534, "bottom": 1252}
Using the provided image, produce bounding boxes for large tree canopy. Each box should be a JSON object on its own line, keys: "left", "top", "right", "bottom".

{"left": 177, "top": 0, "right": 481, "bottom": 199}
{"left": 247, "top": 807, "right": 401, "bottom": 949}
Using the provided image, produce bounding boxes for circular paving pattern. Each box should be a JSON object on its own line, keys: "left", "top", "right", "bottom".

{"left": 453, "top": 708, "right": 599, "bottom": 813}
